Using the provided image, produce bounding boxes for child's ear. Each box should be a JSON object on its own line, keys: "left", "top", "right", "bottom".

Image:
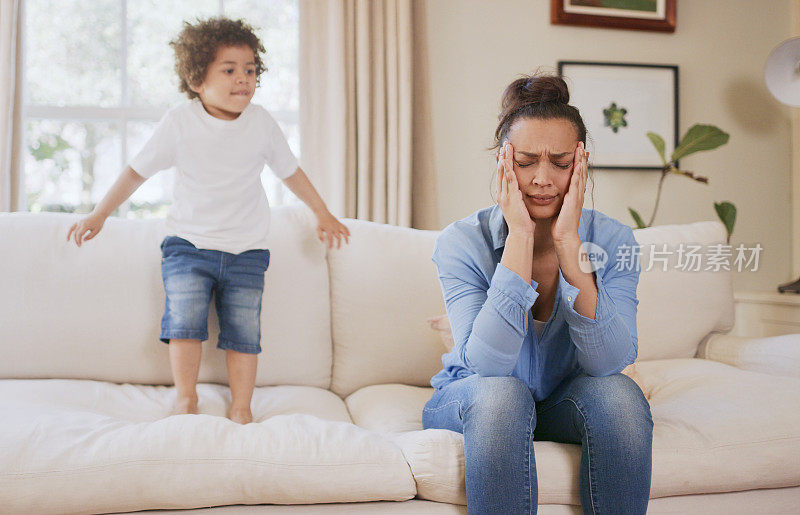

{"left": 188, "top": 80, "right": 203, "bottom": 94}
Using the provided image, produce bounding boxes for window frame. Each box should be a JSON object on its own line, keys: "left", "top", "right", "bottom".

{"left": 21, "top": 0, "right": 299, "bottom": 216}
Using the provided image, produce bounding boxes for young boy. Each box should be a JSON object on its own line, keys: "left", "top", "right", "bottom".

{"left": 67, "top": 17, "right": 350, "bottom": 425}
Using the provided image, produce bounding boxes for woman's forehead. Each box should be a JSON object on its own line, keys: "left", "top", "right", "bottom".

{"left": 507, "top": 118, "right": 577, "bottom": 153}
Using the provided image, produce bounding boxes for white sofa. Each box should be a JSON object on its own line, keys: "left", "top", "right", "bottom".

{"left": 1, "top": 204, "right": 799, "bottom": 514}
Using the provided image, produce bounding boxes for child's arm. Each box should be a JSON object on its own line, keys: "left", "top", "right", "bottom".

{"left": 66, "top": 166, "right": 147, "bottom": 247}
{"left": 281, "top": 167, "right": 350, "bottom": 249}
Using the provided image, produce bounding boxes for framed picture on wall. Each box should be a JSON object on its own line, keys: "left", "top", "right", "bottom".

{"left": 557, "top": 61, "right": 679, "bottom": 170}
{"left": 551, "top": 0, "right": 676, "bottom": 33}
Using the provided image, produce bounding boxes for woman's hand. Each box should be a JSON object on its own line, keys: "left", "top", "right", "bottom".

{"left": 551, "top": 141, "right": 587, "bottom": 244}
{"left": 67, "top": 211, "right": 106, "bottom": 247}
{"left": 497, "top": 142, "right": 535, "bottom": 236}
{"left": 316, "top": 210, "right": 351, "bottom": 249}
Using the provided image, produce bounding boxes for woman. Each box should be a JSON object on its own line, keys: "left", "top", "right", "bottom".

{"left": 421, "top": 72, "right": 653, "bottom": 514}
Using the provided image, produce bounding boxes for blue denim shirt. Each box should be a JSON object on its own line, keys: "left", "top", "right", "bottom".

{"left": 430, "top": 204, "right": 640, "bottom": 401}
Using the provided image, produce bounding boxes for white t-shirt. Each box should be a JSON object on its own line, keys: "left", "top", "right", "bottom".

{"left": 128, "top": 98, "right": 299, "bottom": 254}
{"left": 533, "top": 318, "right": 546, "bottom": 338}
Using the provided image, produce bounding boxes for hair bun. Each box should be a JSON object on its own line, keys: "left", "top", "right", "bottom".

{"left": 523, "top": 75, "right": 570, "bottom": 104}
{"left": 501, "top": 73, "right": 570, "bottom": 113}
{"left": 493, "top": 70, "right": 586, "bottom": 152}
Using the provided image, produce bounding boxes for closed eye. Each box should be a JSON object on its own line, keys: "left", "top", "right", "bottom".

{"left": 515, "top": 160, "right": 573, "bottom": 169}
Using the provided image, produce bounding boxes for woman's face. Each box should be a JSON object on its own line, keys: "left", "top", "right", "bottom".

{"left": 503, "top": 117, "right": 580, "bottom": 221}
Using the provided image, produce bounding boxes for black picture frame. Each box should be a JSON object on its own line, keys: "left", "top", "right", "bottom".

{"left": 558, "top": 61, "right": 679, "bottom": 170}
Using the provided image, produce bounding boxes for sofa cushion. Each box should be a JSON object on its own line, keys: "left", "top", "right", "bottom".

{"left": 0, "top": 204, "right": 333, "bottom": 388}
{"left": 346, "top": 384, "right": 432, "bottom": 434}
{"left": 345, "top": 361, "right": 800, "bottom": 504}
{"left": 638, "top": 358, "right": 800, "bottom": 497}
{"left": 392, "top": 430, "right": 580, "bottom": 506}
{"left": 0, "top": 379, "right": 416, "bottom": 513}
{"left": 631, "top": 221, "right": 735, "bottom": 360}
{"left": 344, "top": 383, "right": 580, "bottom": 505}
{"left": 0, "top": 379, "right": 353, "bottom": 423}
{"left": 327, "top": 220, "right": 445, "bottom": 397}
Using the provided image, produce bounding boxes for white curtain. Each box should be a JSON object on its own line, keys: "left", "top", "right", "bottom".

{"left": 299, "top": 0, "right": 413, "bottom": 226}
{"left": 0, "top": 0, "right": 23, "bottom": 212}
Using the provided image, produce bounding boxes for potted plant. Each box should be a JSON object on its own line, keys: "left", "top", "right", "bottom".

{"left": 628, "top": 124, "right": 736, "bottom": 243}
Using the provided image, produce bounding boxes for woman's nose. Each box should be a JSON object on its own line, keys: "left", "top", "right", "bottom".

{"left": 531, "top": 167, "right": 554, "bottom": 186}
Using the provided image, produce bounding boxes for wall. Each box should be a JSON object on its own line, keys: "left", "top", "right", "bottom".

{"left": 414, "top": 0, "right": 795, "bottom": 293}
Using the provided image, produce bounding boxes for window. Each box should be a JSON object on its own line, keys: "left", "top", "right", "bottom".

{"left": 22, "top": 0, "right": 299, "bottom": 218}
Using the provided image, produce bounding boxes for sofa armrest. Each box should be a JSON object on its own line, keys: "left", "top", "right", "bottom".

{"left": 696, "top": 333, "right": 800, "bottom": 378}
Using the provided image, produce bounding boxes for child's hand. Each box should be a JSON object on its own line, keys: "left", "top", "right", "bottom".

{"left": 67, "top": 212, "right": 106, "bottom": 247}
{"left": 316, "top": 211, "right": 351, "bottom": 249}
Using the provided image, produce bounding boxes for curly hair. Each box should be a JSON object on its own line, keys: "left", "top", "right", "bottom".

{"left": 170, "top": 17, "right": 267, "bottom": 100}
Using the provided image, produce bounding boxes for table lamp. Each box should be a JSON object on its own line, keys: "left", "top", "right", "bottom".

{"left": 765, "top": 36, "right": 800, "bottom": 293}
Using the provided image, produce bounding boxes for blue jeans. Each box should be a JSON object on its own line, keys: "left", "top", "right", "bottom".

{"left": 159, "top": 236, "right": 270, "bottom": 354}
{"left": 422, "top": 372, "right": 653, "bottom": 514}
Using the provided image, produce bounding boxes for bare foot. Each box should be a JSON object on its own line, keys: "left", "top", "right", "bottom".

{"left": 227, "top": 406, "right": 253, "bottom": 424}
{"left": 171, "top": 396, "right": 198, "bottom": 415}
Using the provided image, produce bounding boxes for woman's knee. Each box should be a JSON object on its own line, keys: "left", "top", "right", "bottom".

{"left": 571, "top": 373, "right": 653, "bottom": 437}
{"left": 465, "top": 375, "right": 535, "bottom": 425}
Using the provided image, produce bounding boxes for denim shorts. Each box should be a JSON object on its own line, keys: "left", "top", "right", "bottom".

{"left": 159, "top": 235, "right": 270, "bottom": 354}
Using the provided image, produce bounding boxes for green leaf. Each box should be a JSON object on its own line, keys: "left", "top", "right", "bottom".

{"left": 29, "top": 133, "right": 70, "bottom": 162}
{"left": 671, "top": 124, "right": 729, "bottom": 162}
{"left": 628, "top": 207, "right": 647, "bottom": 229}
{"left": 646, "top": 132, "right": 667, "bottom": 165}
{"left": 713, "top": 201, "right": 736, "bottom": 243}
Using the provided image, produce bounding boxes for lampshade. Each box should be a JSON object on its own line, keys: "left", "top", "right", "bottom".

{"left": 765, "top": 37, "right": 800, "bottom": 106}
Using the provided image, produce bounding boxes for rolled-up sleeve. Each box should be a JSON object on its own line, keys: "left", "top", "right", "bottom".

{"left": 559, "top": 227, "right": 640, "bottom": 376}
{"left": 433, "top": 231, "right": 539, "bottom": 377}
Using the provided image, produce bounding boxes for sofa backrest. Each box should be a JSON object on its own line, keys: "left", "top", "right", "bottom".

{"left": 327, "top": 218, "right": 735, "bottom": 396}
{"left": 0, "top": 208, "right": 734, "bottom": 392}
{"left": 0, "top": 205, "right": 332, "bottom": 388}
{"left": 327, "top": 219, "right": 445, "bottom": 397}
{"left": 631, "top": 220, "right": 735, "bottom": 360}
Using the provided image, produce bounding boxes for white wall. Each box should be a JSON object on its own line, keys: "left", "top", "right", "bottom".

{"left": 416, "top": 0, "right": 795, "bottom": 293}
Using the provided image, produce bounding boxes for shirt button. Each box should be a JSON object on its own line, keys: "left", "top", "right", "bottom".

{"left": 567, "top": 296, "right": 573, "bottom": 302}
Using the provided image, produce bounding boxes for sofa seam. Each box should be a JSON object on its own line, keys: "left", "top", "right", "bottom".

{"left": 653, "top": 435, "right": 800, "bottom": 450}
{"left": 1, "top": 459, "right": 405, "bottom": 479}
